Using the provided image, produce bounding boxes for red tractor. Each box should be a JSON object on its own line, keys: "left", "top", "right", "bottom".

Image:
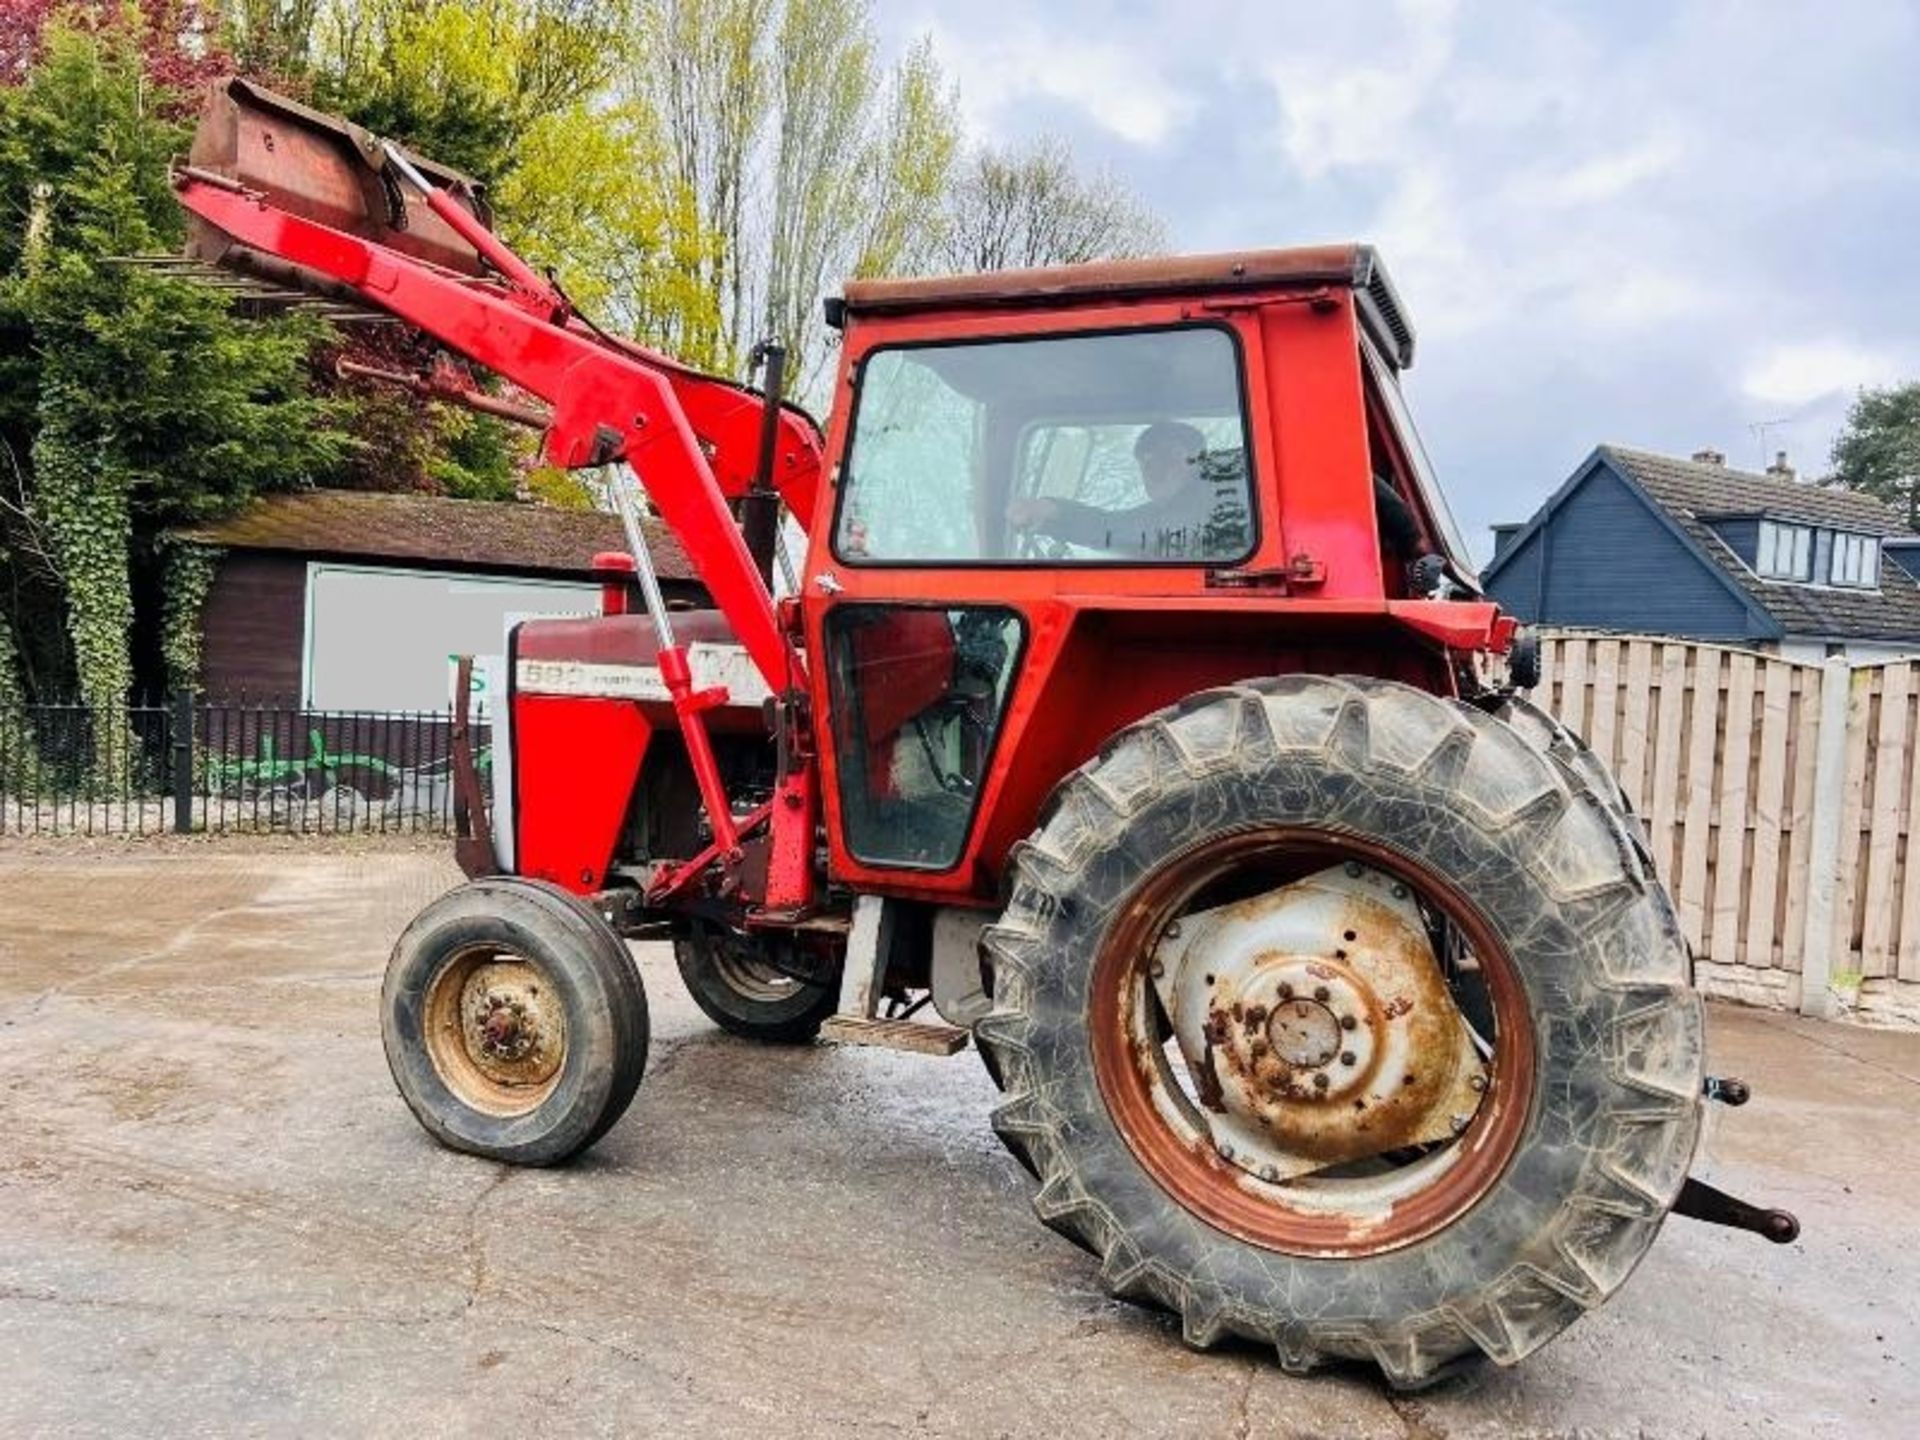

{"left": 173, "top": 80, "right": 1793, "bottom": 1386}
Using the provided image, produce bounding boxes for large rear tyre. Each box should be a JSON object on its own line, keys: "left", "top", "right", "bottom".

{"left": 382, "top": 877, "right": 648, "bottom": 1165}
{"left": 1491, "top": 693, "right": 1659, "bottom": 882}
{"left": 976, "top": 676, "right": 1702, "bottom": 1387}
{"left": 674, "top": 920, "right": 839, "bottom": 1043}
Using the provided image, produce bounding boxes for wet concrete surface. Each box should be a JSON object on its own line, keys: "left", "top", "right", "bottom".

{"left": 0, "top": 843, "right": 1913, "bottom": 1437}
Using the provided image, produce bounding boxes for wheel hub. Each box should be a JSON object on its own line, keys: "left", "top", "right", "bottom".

{"left": 451, "top": 960, "right": 565, "bottom": 1092}
{"left": 1155, "top": 864, "right": 1486, "bottom": 1182}
{"left": 1267, "top": 997, "right": 1340, "bottom": 1068}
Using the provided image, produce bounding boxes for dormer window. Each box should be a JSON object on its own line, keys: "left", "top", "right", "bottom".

{"left": 1756, "top": 520, "right": 1812, "bottom": 581}
{"left": 1830, "top": 532, "right": 1880, "bottom": 588}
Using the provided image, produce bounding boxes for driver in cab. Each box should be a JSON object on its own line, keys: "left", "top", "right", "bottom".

{"left": 1004, "top": 420, "right": 1248, "bottom": 561}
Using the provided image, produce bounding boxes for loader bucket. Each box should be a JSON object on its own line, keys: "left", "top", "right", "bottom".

{"left": 183, "top": 78, "right": 492, "bottom": 292}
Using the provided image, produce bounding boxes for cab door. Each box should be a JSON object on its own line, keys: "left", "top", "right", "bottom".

{"left": 801, "top": 314, "right": 1267, "bottom": 901}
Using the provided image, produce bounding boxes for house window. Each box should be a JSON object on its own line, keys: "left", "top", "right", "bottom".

{"left": 1830, "top": 532, "right": 1880, "bottom": 588}
{"left": 1756, "top": 520, "right": 1812, "bottom": 581}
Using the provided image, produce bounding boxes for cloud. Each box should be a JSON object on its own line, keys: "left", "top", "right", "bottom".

{"left": 1741, "top": 342, "right": 1909, "bottom": 409}
{"left": 1266, "top": 0, "right": 1459, "bottom": 177}
{"left": 918, "top": 18, "right": 1196, "bottom": 146}
{"left": 1525, "top": 135, "right": 1685, "bottom": 208}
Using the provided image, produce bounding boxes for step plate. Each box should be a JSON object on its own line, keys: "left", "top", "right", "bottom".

{"left": 820, "top": 1015, "right": 970, "bottom": 1056}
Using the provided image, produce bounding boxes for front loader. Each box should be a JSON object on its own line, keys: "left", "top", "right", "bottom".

{"left": 171, "top": 78, "right": 1796, "bottom": 1387}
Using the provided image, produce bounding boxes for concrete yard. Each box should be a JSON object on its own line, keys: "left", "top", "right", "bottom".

{"left": 0, "top": 844, "right": 1913, "bottom": 1437}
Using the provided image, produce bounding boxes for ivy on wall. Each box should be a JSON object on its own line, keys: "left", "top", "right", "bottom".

{"left": 0, "top": 606, "right": 31, "bottom": 790}
{"left": 31, "top": 374, "right": 134, "bottom": 783}
{"left": 159, "top": 538, "right": 221, "bottom": 696}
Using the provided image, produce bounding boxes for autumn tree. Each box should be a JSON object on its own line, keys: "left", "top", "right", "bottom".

{"left": 1830, "top": 382, "right": 1920, "bottom": 530}
{"left": 939, "top": 135, "right": 1165, "bottom": 274}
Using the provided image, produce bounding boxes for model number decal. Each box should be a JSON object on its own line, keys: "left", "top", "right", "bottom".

{"left": 515, "top": 644, "right": 770, "bottom": 706}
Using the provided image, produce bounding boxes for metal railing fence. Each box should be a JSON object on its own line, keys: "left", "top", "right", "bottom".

{"left": 0, "top": 694, "right": 488, "bottom": 837}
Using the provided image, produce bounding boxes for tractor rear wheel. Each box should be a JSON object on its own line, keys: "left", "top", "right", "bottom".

{"left": 382, "top": 877, "right": 648, "bottom": 1165}
{"left": 976, "top": 676, "right": 1702, "bottom": 1387}
{"left": 674, "top": 920, "right": 840, "bottom": 1043}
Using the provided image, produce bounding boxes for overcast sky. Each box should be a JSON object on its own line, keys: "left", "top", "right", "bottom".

{"left": 874, "top": 0, "right": 1920, "bottom": 561}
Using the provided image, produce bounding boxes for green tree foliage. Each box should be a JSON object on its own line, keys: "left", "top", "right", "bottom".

{"left": 295, "top": 1, "right": 727, "bottom": 463}
{"left": 311, "top": 0, "right": 631, "bottom": 182}
{"left": 0, "top": 19, "right": 347, "bottom": 769}
{"left": 1831, "top": 382, "right": 1920, "bottom": 530}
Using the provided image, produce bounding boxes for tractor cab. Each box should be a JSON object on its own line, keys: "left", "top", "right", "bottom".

{"left": 799, "top": 247, "right": 1494, "bottom": 905}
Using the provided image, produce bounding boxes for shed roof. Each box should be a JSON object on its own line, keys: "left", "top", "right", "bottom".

{"left": 181, "top": 490, "right": 695, "bottom": 581}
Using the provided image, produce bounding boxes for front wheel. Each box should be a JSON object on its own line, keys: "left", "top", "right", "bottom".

{"left": 976, "top": 676, "right": 1702, "bottom": 1386}
{"left": 382, "top": 877, "right": 648, "bottom": 1165}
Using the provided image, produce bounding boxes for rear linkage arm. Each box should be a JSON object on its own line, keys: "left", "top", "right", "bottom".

{"left": 1673, "top": 1075, "right": 1801, "bottom": 1245}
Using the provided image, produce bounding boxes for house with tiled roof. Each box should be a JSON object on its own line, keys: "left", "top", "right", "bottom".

{"left": 1483, "top": 445, "right": 1920, "bottom": 662}
{"left": 180, "top": 490, "right": 703, "bottom": 707}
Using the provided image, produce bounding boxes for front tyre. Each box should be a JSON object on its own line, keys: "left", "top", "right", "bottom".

{"left": 976, "top": 676, "right": 1702, "bottom": 1386}
{"left": 382, "top": 877, "right": 648, "bottom": 1165}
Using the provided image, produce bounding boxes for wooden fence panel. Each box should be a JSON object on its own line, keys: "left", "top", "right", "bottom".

{"left": 1833, "top": 669, "right": 1874, "bottom": 979}
{"left": 1535, "top": 633, "right": 1920, "bottom": 1005}
{"left": 1860, "top": 664, "right": 1909, "bottom": 976}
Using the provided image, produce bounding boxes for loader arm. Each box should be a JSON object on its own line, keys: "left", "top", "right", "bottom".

{"left": 171, "top": 166, "right": 816, "bottom": 695}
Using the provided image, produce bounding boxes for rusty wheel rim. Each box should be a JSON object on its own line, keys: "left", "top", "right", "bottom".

{"left": 1088, "top": 827, "right": 1536, "bottom": 1257}
{"left": 423, "top": 946, "right": 567, "bottom": 1117}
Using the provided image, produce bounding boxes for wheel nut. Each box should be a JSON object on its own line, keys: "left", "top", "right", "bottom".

{"left": 1277, "top": 982, "right": 1294, "bottom": 1000}
{"left": 1313, "top": 986, "right": 1330, "bottom": 1002}
{"left": 1339, "top": 1014, "right": 1357, "bottom": 1031}
{"left": 1469, "top": 1074, "right": 1488, "bottom": 1092}
{"left": 1149, "top": 959, "right": 1165, "bottom": 979}
{"left": 1391, "top": 883, "right": 1409, "bottom": 900}
{"left": 1217, "top": 1142, "right": 1234, "bottom": 1161}
{"left": 1450, "top": 1114, "right": 1470, "bottom": 1134}
{"left": 1313, "top": 1073, "right": 1330, "bottom": 1090}
{"left": 1345, "top": 861, "right": 1363, "bottom": 878}
{"left": 1164, "top": 921, "right": 1182, "bottom": 940}
{"left": 1340, "top": 1051, "right": 1356, "bottom": 1066}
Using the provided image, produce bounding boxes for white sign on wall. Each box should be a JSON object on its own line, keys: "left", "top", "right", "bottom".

{"left": 304, "top": 562, "right": 598, "bottom": 712}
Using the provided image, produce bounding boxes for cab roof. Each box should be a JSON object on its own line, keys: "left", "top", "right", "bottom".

{"left": 836, "top": 243, "right": 1416, "bottom": 368}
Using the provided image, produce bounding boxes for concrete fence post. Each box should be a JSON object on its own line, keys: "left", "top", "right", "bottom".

{"left": 1798, "top": 657, "right": 1854, "bottom": 1018}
